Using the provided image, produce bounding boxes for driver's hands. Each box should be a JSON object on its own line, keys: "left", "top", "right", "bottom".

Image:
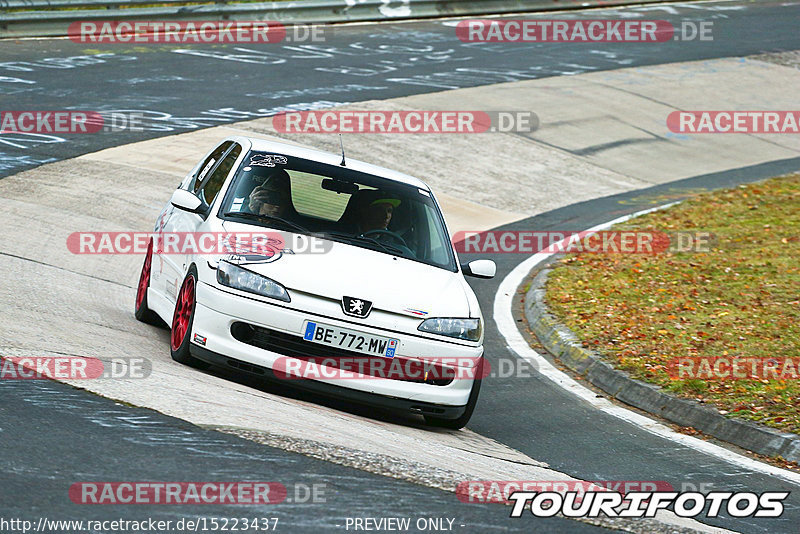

{"left": 247, "top": 185, "right": 270, "bottom": 213}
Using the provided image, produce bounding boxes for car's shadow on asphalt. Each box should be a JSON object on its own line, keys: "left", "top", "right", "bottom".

{"left": 187, "top": 356, "right": 459, "bottom": 434}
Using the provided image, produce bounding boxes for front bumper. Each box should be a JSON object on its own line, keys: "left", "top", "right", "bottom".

{"left": 189, "top": 281, "right": 483, "bottom": 409}
{"left": 189, "top": 344, "right": 470, "bottom": 420}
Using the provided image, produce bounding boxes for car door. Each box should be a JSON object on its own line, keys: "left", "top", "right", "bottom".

{"left": 158, "top": 141, "right": 241, "bottom": 304}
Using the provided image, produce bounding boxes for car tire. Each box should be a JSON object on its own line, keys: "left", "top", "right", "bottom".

{"left": 170, "top": 265, "right": 210, "bottom": 370}
{"left": 134, "top": 239, "right": 163, "bottom": 326}
{"left": 424, "top": 357, "right": 484, "bottom": 430}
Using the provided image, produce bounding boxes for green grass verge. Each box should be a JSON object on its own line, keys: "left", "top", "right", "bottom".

{"left": 546, "top": 174, "right": 800, "bottom": 435}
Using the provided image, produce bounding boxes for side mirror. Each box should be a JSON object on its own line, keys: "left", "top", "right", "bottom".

{"left": 170, "top": 189, "right": 203, "bottom": 213}
{"left": 462, "top": 259, "right": 496, "bottom": 279}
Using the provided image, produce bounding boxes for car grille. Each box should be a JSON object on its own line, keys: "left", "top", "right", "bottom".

{"left": 230, "top": 322, "right": 454, "bottom": 386}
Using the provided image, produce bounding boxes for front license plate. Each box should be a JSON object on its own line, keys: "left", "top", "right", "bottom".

{"left": 302, "top": 321, "right": 397, "bottom": 358}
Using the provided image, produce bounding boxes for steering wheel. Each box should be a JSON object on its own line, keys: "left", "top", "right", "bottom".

{"left": 361, "top": 229, "right": 408, "bottom": 247}
{"left": 360, "top": 229, "right": 415, "bottom": 257}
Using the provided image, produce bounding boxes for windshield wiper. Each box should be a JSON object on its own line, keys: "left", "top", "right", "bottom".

{"left": 223, "top": 211, "right": 311, "bottom": 235}
{"left": 358, "top": 235, "right": 407, "bottom": 255}
{"left": 323, "top": 231, "right": 407, "bottom": 256}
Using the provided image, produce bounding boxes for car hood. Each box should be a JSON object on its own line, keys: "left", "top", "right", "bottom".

{"left": 219, "top": 221, "right": 471, "bottom": 318}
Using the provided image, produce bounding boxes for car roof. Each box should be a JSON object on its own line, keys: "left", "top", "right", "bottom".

{"left": 237, "top": 136, "right": 431, "bottom": 191}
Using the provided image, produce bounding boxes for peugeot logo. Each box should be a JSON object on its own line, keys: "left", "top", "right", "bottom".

{"left": 342, "top": 296, "right": 372, "bottom": 318}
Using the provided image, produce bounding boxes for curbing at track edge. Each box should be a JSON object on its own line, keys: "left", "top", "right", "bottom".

{"left": 524, "top": 267, "right": 800, "bottom": 463}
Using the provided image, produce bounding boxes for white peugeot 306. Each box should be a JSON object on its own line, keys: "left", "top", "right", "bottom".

{"left": 135, "top": 136, "right": 496, "bottom": 429}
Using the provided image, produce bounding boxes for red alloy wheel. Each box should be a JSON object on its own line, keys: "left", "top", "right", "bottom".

{"left": 135, "top": 240, "right": 153, "bottom": 310}
{"left": 171, "top": 274, "right": 195, "bottom": 351}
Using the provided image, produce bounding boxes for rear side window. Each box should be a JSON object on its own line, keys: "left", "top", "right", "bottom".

{"left": 190, "top": 141, "right": 232, "bottom": 194}
{"left": 198, "top": 144, "right": 242, "bottom": 206}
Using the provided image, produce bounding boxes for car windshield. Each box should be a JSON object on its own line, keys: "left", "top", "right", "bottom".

{"left": 219, "top": 150, "right": 457, "bottom": 271}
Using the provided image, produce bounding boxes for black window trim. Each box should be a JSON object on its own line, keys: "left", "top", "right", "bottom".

{"left": 188, "top": 141, "right": 233, "bottom": 191}
{"left": 193, "top": 141, "right": 242, "bottom": 219}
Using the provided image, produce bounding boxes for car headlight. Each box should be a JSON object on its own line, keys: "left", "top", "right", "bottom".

{"left": 417, "top": 318, "right": 482, "bottom": 342}
{"left": 216, "top": 261, "right": 290, "bottom": 302}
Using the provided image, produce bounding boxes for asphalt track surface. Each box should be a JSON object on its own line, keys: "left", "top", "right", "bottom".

{"left": 1, "top": 372, "right": 607, "bottom": 533}
{"left": 1, "top": 0, "right": 799, "bottom": 178}
{"left": 2, "top": 1, "right": 800, "bottom": 533}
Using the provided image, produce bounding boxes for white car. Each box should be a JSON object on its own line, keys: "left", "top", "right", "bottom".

{"left": 135, "top": 136, "right": 496, "bottom": 429}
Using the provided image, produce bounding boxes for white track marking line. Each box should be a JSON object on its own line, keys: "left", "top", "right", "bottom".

{"left": 493, "top": 203, "right": 800, "bottom": 487}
